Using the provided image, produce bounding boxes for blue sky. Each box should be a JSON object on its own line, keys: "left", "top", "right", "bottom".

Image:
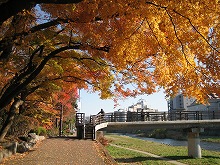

{"left": 78, "top": 89, "right": 168, "bottom": 116}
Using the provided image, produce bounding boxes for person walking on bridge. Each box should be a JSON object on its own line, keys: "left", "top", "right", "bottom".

{"left": 97, "top": 109, "right": 105, "bottom": 123}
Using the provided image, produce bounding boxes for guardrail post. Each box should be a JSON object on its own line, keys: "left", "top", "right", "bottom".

{"left": 186, "top": 113, "right": 188, "bottom": 120}
{"left": 163, "top": 112, "right": 166, "bottom": 121}
{"left": 180, "top": 111, "right": 182, "bottom": 120}
{"left": 92, "top": 126, "right": 96, "bottom": 140}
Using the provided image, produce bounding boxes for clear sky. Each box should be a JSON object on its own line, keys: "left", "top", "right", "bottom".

{"left": 78, "top": 89, "right": 168, "bottom": 116}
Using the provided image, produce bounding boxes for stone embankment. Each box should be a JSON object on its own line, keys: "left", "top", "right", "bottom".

{"left": 0, "top": 133, "right": 45, "bottom": 163}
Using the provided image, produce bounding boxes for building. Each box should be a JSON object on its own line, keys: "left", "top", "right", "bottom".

{"left": 168, "top": 93, "right": 220, "bottom": 119}
{"left": 168, "top": 93, "right": 195, "bottom": 112}
{"left": 186, "top": 93, "right": 220, "bottom": 119}
{"left": 187, "top": 93, "right": 220, "bottom": 111}
{"left": 128, "top": 99, "right": 157, "bottom": 112}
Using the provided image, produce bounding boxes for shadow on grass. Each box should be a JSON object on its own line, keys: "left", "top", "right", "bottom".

{"left": 115, "top": 155, "right": 220, "bottom": 163}
{"left": 165, "top": 155, "right": 220, "bottom": 160}
{"left": 115, "top": 156, "right": 160, "bottom": 163}
{"left": 115, "top": 156, "right": 190, "bottom": 163}
{"left": 115, "top": 156, "right": 189, "bottom": 163}
{"left": 201, "top": 155, "right": 220, "bottom": 159}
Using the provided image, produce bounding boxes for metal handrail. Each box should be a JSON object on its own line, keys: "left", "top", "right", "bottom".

{"left": 76, "top": 110, "right": 220, "bottom": 126}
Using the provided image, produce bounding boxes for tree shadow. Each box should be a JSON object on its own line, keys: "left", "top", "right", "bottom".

{"left": 165, "top": 155, "right": 220, "bottom": 160}
{"left": 115, "top": 155, "right": 191, "bottom": 163}
{"left": 115, "top": 156, "right": 160, "bottom": 163}
{"left": 163, "top": 155, "right": 191, "bottom": 160}
{"left": 48, "top": 136, "right": 88, "bottom": 141}
{"left": 115, "top": 155, "right": 220, "bottom": 163}
{"left": 201, "top": 155, "right": 220, "bottom": 159}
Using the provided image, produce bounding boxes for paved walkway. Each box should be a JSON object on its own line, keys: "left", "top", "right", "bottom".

{"left": 1, "top": 137, "right": 116, "bottom": 165}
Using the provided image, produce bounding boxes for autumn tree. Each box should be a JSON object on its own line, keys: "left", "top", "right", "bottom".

{"left": 52, "top": 84, "right": 78, "bottom": 135}
{"left": 0, "top": 1, "right": 219, "bottom": 139}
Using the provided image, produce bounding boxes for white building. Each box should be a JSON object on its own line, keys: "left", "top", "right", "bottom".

{"left": 187, "top": 93, "right": 220, "bottom": 111}
{"left": 128, "top": 99, "right": 157, "bottom": 112}
{"left": 168, "top": 93, "right": 195, "bottom": 112}
{"left": 186, "top": 93, "right": 220, "bottom": 119}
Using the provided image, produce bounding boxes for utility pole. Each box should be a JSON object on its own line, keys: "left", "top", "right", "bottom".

{"left": 59, "top": 103, "right": 63, "bottom": 136}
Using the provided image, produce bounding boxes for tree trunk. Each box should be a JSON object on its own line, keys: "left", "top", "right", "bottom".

{"left": 0, "top": 98, "right": 23, "bottom": 141}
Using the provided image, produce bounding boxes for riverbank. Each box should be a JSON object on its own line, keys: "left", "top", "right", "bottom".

{"left": 124, "top": 133, "right": 220, "bottom": 152}
{"left": 105, "top": 134, "right": 220, "bottom": 165}
{"left": 121, "top": 128, "right": 220, "bottom": 141}
{"left": 201, "top": 136, "right": 220, "bottom": 143}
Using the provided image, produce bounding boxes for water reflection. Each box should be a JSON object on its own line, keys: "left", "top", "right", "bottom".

{"left": 125, "top": 134, "right": 220, "bottom": 152}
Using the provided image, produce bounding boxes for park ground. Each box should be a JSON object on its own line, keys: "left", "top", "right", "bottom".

{"left": 1, "top": 137, "right": 116, "bottom": 165}
{"left": 1, "top": 134, "right": 220, "bottom": 165}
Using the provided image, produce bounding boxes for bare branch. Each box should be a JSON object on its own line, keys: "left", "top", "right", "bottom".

{"left": 146, "top": 1, "right": 219, "bottom": 53}
{"left": 165, "top": 9, "right": 190, "bottom": 64}
{"left": 145, "top": 18, "right": 164, "bottom": 53}
{"left": 0, "top": 0, "right": 83, "bottom": 25}
{"left": 126, "top": 17, "right": 146, "bottom": 39}
{"left": 172, "top": 9, "right": 219, "bottom": 54}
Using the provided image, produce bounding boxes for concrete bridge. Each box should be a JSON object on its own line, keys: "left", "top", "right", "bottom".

{"left": 75, "top": 111, "right": 220, "bottom": 158}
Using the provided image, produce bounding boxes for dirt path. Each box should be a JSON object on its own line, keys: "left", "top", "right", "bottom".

{"left": 1, "top": 137, "right": 116, "bottom": 165}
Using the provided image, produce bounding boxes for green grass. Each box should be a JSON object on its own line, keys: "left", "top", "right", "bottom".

{"left": 202, "top": 137, "right": 220, "bottom": 143}
{"left": 107, "top": 145, "right": 173, "bottom": 165}
{"left": 105, "top": 134, "right": 220, "bottom": 165}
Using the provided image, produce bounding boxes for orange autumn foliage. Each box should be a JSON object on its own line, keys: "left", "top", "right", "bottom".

{"left": 0, "top": 0, "right": 219, "bottom": 107}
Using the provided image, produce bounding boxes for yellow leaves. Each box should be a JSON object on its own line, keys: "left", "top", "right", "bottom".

{"left": 31, "top": 1, "right": 220, "bottom": 103}
{"left": 1, "top": 0, "right": 219, "bottom": 104}
{"left": 47, "top": 83, "right": 62, "bottom": 91}
{"left": 47, "top": 60, "right": 64, "bottom": 73}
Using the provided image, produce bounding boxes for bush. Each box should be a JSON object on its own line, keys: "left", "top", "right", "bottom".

{"left": 98, "top": 136, "right": 109, "bottom": 146}
{"left": 9, "top": 115, "right": 39, "bottom": 137}
{"left": 149, "top": 129, "right": 167, "bottom": 139}
{"left": 47, "top": 128, "right": 59, "bottom": 137}
{"left": 32, "top": 127, "right": 47, "bottom": 136}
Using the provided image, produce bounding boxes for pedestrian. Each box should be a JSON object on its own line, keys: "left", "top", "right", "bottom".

{"left": 141, "top": 109, "right": 145, "bottom": 121}
{"left": 97, "top": 109, "right": 105, "bottom": 123}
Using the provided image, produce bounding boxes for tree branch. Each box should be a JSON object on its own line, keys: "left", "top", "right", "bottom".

{"left": 0, "top": 0, "right": 83, "bottom": 25}
{"left": 146, "top": 1, "right": 219, "bottom": 53}
{"left": 0, "top": 45, "right": 81, "bottom": 110}
{"left": 126, "top": 17, "right": 146, "bottom": 39}
{"left": 165, "top": 9, "right": 190, "bottom": 65}
{"left": 172, "top": 9, "right": 219, "bottom": 53}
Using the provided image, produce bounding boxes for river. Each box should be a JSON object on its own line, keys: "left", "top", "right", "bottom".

{"left": 124, "top": 134, "right": 220, "bottom": 152}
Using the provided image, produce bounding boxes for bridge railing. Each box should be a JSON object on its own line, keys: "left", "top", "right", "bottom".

{"left": 168, "top": 111, "right": 203, "bottom": 120}
{"left": 104, "top": 110, "right": 220, "bottom": 122}
{"left": 104, "top": 111, "right": 168, "bottom": 122}
{"left": 167, "top": 111, "right": 220, "bottom": 121}
{"left": 90, "top": 114, "right": 106, "bottom": 126}
{"left": 76, "top": 110, "right": 220, "bottom": 127}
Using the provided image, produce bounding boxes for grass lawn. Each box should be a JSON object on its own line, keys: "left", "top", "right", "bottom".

{"left": 105, "top": 134, "right": 220, "bottom": 165}
{"left": 202, "top": 136, "right": 220, "bottom": 143}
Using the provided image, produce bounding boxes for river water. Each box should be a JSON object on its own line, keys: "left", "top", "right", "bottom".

{"left": 124, "top": 134, "right": 220, "bottom": 152}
